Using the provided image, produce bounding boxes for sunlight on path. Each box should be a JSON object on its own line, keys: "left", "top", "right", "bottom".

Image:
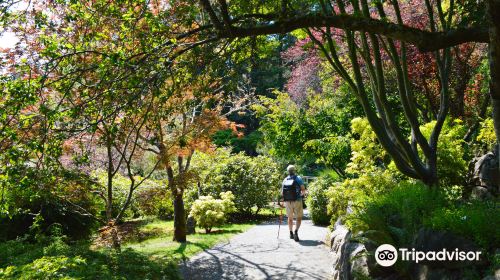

{"left": 180, "top": 210, "right": 333, "bottom": 280}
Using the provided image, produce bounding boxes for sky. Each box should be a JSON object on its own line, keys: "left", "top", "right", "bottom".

{"left": 0, "top": 31, "right": 19, "bottom": 48}
{"left": 0, "top": 1, "right": 29, "bottom": 49}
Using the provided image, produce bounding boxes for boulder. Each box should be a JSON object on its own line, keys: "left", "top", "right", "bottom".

{"left": 472, "top": 149, "right": 499, "bottom": 197}
{"left": 471, "top": 186, "right": 493, "bottom": 200}
{"left": 348, "top": 242, "right": 370, "bottom": 279}
{"left": 412, "top": 228, "right": 483, "bottom": 269}
{"left": 330, "top": 222, "right": 351, "bottom": 279}
{"left": 330, "top": 221, "right": 372, "bottom": 280}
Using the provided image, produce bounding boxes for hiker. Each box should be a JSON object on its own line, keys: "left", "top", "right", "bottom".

{"left": 281, "top": 165, "right": 306, "bottom": 241}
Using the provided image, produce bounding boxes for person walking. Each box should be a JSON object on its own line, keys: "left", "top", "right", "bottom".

{"left": 281, "top": 165, "right": 306, "bottom": 242}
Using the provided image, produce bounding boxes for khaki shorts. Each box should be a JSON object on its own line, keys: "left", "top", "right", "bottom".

{"left": 284, "top": 200, "right": 303, "bottom": 219}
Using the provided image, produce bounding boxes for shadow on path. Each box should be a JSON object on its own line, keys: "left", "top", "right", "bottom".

{"left": 181, "top": 244, "right": 327, "bottom": 280}
{"left": 179, "top": 210, "right": 332, "bottom": 280}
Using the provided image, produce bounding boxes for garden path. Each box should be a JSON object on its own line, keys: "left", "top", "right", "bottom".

{"left": 179, "top": 209, "right": 333, "bottom": 279}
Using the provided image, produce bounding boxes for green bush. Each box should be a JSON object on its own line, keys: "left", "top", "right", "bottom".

{"left": 194, "top": 150, "right": 280, "bottom": 214}
{"left": 419, "top": 119, "right": 467, "bottom": 186}
{"left": 345, "top": 181, "right": 447, "bottom": 247}
{"left": 134, "top": 183, "right": 174, "bottom": 220}
{"left": 345, "top": 182, "right": 499, "bottom": 276}
{"left": 189, "top": 191, "right": 236, "bottom": 233}
{"left": 476, "top": 118, "right": 497, "bottom": 153}
{"left": 326, "top": 118, "right": 396, "bottom": 225}
{"left": 0, "top": 237, "right": 172, "bottom": 279}
{"left": 425, "top": 200, "right": 500, "bottom": 249}
{"left": 92, "top": 170, "right": 174, "bottom": 220}
{"left": 0, "top": 167, "right": 99, "bottom": 241}
{"left": 327, "top": 171, "right": 395, "bottom": 225}
{"left": 306, "top": 173, "right": 336, "bottom": 225}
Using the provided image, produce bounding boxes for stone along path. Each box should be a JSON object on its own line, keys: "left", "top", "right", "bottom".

{"left": 180, "top": 210, "right": 333, "bottom": 280}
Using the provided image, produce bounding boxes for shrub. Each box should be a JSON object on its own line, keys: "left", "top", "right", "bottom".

{"left": 134, "top": 183, "right": 173, "bottom": 220}
{"left": 425, "top": 200, "right": 500, "bottom": 249}
{"left": 194, "top": 150, "right": 280, "bottom": 214}
{"left": 0, "top": 238, "right": 169, "bottom": 279}
{"left": 327, "top": 170, "right": 395, "bottom": 225}
{"left": 346, "top": 118, "right": 390, "bottom": 174}
{"left": 345, "top": 181, "right": 447, "bottom": 247}
{"left": 419, "top": 119, "right": 467, "bottom": 186}
{"left": 0, "top": 168, "right": 99, "bottom": 241}
{"left": 306, "top": 173, "right": 336, "bottom": 225}
{"left": 326, "top": 118, "right": 396, "bottom": 225}
{"left": 476, "top": 118, "right": 497, "bottom": 153}
{"left": 189, "top": 191, "right": 236, "bottom": 233}
{"left": 92, "top": 170, "right": 174, "bottom": 220}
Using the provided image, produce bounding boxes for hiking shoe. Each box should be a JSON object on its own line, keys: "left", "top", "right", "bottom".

{"left": 294, "top": 231, "right": 299, "bottom": 242}
{"left": 289, "top": 231, "right": 294, "bottom": 239}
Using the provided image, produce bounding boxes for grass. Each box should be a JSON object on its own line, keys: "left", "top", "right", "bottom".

{"left": 125, "top": 220, "right": 256, "bottom": 261}
{"left": 125, "top": 207, "right": 280, "bottom": 259}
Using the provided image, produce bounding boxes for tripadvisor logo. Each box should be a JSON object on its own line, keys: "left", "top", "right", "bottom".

{"left": 374, "top": 244, "right": 482, "bottom": 267}
{"left": 375, "top": 244, "right": 398, "bottom": 267}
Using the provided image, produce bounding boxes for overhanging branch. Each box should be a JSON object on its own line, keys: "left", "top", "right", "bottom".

{"left": 195, "top": 11, "right": 488, "bottom": 52}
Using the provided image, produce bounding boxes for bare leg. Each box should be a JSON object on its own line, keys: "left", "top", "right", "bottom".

{"left": 288, "top": 216, "right": 293, "bottom": 231}
{"left": 295, "top": 217, "right": 302, "bottom": 231}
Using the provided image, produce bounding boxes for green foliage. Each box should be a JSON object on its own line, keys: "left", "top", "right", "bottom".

{"left": 189, "top": 191, "right": 236, "bottom": 233}
{"left": 419, "top": 119, "right": 467, "bottom": 186}
{"left": 0, "top": 198, "right": 98, "bottom": 241}
{"left": 254, "top": 91, "right": 356, "bottom": 174}
{"left": 1, "top": 255, "right": 87, "bottom": 279}
{"left": 475, "top": 118, "right": 497, "bottom": 153}
{"left": 93, "top": 170, "right": 169, "bottom": 220}
{"left": 326, "top": 118, "right": 396, "bottom": 225}
{"left": 0, "top": 163, "right": 100, "bottom": 240}
{"left": 345, "top": 181, "right": 500, "bottom": 277}
{"left": 327, "top": 171, "right": 396, "bottom": 226}
{"left": 212, "top": 129, "right": 263, "bottom": 156}
{"left": 0, "top": 238, "right": 174, "bottom": 280}
{"left": 194, "top": 150, "right": 280, "bottom": 214}
{"left": 346, "top": 118, "right": 390, "bottom": 174}
{"left": 306, "top": 173, "right": 336, "bottom": 225}
{"left": 346, "top": 181, "right": 447, "bottom": 247}
{"left": 135, "top": 184, "right": 174, "bottom": 220}
{"left": 425, "top": 200, "right": 500, "bottom": 249}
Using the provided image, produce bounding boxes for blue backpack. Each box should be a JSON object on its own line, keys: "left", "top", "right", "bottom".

{"left": 282, "top": 175, "right": 300, "bottom": 201}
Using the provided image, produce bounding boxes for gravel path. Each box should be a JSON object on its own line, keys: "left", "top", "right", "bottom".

{"left": 179, "top": 210, "right": 333, "bottom": 280}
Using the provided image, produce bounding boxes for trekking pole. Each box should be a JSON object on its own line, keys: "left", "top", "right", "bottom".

{"left": 277, "top": 198, "right": 283, "bottom": 239}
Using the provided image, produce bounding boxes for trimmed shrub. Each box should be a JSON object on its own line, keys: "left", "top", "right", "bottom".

{"left": 189, "top": 191, "right": 236, "bottom": 233}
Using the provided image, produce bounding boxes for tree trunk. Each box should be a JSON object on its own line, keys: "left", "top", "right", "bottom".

{"left": 110, "top": 222, "right": 121, "bottom": 251}
{"left": 106, "top": 138, "right": 114, "bottom": 222}
{"left": 173, "top": 193, "right": 187, "bottom": 242}
{"left": 488, "top": 0, "right": 500, "bottom": 185}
